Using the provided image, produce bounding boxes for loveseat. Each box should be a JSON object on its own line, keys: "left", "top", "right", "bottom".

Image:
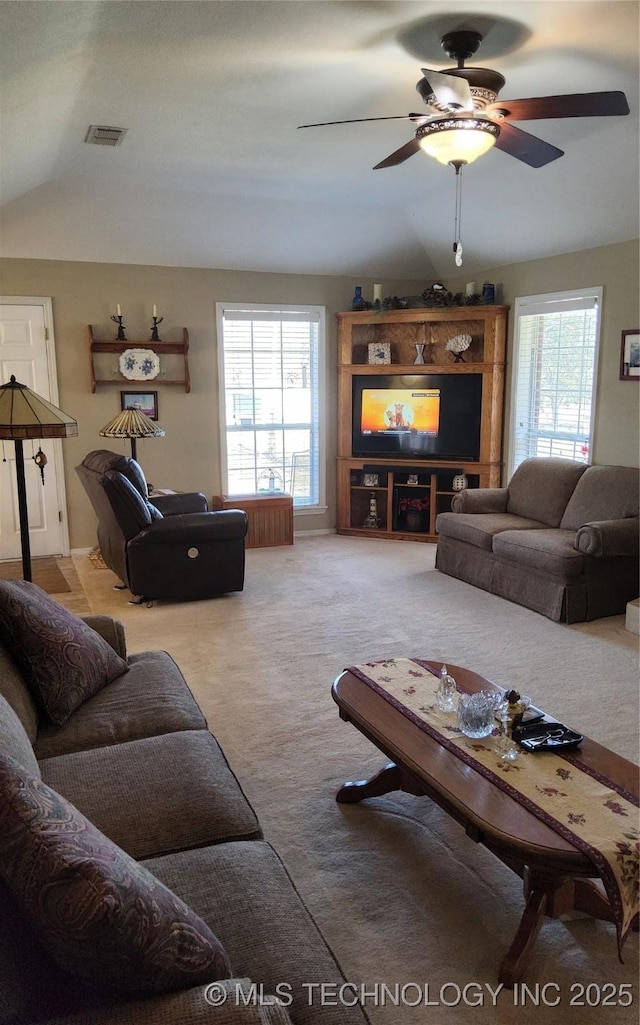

{"left": 435, "top": 458, "right": 639, "bottom": 623}
{"left": 0, "top": 580, "right": 370, "bottom": 1025}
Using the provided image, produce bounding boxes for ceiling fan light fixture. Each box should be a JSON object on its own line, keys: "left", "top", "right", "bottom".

{"left": 417, "top": 116, "right": 500, "bottom": 166}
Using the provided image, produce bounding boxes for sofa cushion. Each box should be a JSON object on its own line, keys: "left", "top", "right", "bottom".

{"left": 560, "top": 464, "right": 640, "bottom": 530}
{"left": 492, "top": 529, "right": 585, "bottom": 578}
{"left": 40, "top": 730, "right": 262, "bottom": 860}
{"left": 0, "top": 642, "right": 39, "bottom": 742}
{"left": 436, "top": 511, "right": 547, "bottom": 551}
{"left": 34, "top": 650, "right": 206, "bottom": 759}
{"left": 0, "top": 693, "right": 40, "bottom": 778}
{"left": 146, "top": 841, "right": 371, "bottom": 1025}
{"left": 0, "top": 753, "right": 231, "bottom": 997}
{"left": 506, "top": 458, "right": 588, "bottom": 527}
{"left": 0, "top": 580, "right": 128, "bottom": 725}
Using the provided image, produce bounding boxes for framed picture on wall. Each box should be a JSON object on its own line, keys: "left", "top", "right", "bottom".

{"left": 120, "top": 390, "right": 159, "bottom": 419}
{"left": 620, "top": 330, "right": 640, "bottom": 380}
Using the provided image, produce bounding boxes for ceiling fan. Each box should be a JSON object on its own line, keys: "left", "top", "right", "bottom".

{"left": 298, "top": 29, "right": 630, "bottom": 170}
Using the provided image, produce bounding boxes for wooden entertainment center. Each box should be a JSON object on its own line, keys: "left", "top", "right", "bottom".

{"left": 337, "top": 305, "right": 508, "bottom": 542}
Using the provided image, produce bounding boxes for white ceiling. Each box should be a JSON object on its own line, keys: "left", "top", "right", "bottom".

{"left": 1, "top": 1, "right": 638, "bottom": 279}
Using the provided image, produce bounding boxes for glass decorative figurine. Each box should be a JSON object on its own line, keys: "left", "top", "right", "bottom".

{"left": 436, "top": 664, "right": 457, "bottom": 712}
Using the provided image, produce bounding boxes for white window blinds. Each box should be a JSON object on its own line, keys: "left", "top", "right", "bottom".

{"left": 216, "top": 303, "right": 325, "bottom": 508}
{"left": 510, "top": 289, "right": 602, "bottom": 474}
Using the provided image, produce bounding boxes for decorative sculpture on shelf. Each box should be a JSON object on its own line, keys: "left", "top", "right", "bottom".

{"left": 363, "top": 492, "right": 380, "bottom": 529}
{"left": 446, "top": 333, "right": 472, "bottom": 363}
{"left": 150, "top": 316, "right": 163, "bottom": 342}
{"left": 111, "top": 314, "right": 127, "bottom": 340}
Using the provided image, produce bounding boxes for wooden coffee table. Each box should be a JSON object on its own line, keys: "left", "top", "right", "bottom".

{"left": 332, "top": 661, "right": 639, "bottom": 986}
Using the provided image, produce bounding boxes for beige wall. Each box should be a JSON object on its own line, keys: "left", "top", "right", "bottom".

{"left": 1, "top": 241, "right": 637, "bottom": 552}
{"left": 448, "top": 239, "right": 640, "bottom": 471}
{"left": 0, "top": 262, "right": 423, "bottom": 549}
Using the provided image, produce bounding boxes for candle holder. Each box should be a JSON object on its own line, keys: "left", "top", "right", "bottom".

{"left": 111, "top": 315, "right": 127, "bottom": 341}
{"left": 150, "top": 316, "right": 163, "bottom": 342}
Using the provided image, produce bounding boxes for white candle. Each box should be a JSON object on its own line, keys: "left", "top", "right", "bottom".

{"left": 153, "top": 304, "right": 157, "bottom": 317}
{"left": 373, "top": 284, "right": 382, "bottom": 303}
{"left": 116, "top": 303, "right": 122, "bottom": 316}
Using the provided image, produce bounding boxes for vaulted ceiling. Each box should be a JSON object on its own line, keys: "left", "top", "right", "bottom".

{"left": 1, "top": 1, "right": 638, "bottom": 279}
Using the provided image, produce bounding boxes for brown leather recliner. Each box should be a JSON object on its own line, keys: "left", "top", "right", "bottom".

{"left": 76, "top": 450, "right": 248, "bottom": 602}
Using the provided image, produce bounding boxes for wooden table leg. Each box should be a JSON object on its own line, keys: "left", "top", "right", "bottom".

{"left": 499, "top": 881, "right": 549, "bottom": 988}
{"left": 336, "top": 762, "right": 403, "bottom": 803}
{"left": 336, "top": 761, "right": 426, "bottom": 803}
{"left": 498, "top": 867, "right": 618, "bottom": 988}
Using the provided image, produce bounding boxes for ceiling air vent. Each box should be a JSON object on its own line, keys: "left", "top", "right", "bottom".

{"left": 84, "top": 125, "right": 128, "bottom": 147}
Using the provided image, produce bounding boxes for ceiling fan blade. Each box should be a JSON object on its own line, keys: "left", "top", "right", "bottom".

{"left": 298, "top": 113, "right": 426, "bottom": 129}
{"left": 488, "top": 91, "right": 630, "bottom": 122}
{"left": 373, "top": 138, "right": 422, "bottom": 170}
{"left": 420, "top": 69, "right": 474, "bottom": 112}
{"left": 493, "top": 122, "right": 564, "bottom": 167}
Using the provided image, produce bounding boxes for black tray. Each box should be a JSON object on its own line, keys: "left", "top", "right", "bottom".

{"left": 515, "top": 720, "right": 584, "bottom": 752}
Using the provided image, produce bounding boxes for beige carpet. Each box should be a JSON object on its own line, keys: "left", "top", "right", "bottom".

{"left": 70, "top": 536, "right": 639, "bottom": 1024}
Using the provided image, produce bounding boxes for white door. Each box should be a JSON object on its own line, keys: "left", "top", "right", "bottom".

{"left": 0, "top": 298, "right": 69, "bottom": 561}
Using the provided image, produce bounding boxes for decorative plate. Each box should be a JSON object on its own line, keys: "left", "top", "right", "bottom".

{"left": 119, "top": 348, "right": 161, "bottom": 381}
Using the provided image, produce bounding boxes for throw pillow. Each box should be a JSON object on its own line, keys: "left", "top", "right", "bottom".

{"left": 0, "top": 580, "right": 129, "bottom": 725}
{"left": 0, "top": 753, "right": 231, "bottom": 995}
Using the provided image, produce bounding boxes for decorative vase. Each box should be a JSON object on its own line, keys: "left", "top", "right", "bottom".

{"left": 414, "top": 344, "right": 425, "bottom": 365}
{"left": 363, "top": 492, "right": 380, "bottom": 529}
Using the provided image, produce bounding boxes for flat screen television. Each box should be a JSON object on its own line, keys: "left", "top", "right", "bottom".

{"left": 352, "top": 373, "right": 482, "bottom": 462}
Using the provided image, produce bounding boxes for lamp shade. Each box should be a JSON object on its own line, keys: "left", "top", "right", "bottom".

{"left": 417, "top": 116, "right": 500, "bottom": 166}
{"left": 0, "top": 376, "right": 78, "bottom": 439}
{"left": 99, "top": 407, "right": 165, "bottom": 461}
{"left": 99, "top": 408, "right": 165, "bottom": 443}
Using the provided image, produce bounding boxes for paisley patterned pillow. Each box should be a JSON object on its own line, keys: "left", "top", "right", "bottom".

{"left": 0, "top": 753, "right": 231, "bottom": 994}
{"left": 0, "top": 580, "right": 128, "bottom": 724}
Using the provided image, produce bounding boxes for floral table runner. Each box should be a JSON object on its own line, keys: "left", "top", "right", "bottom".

{"left": 346, "top": 657, "right": 639, "bottom": 952}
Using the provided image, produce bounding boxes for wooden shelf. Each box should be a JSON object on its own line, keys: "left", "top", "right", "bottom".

{"left": 336, "top": 306, "right": 508, "bottom": 543}
{"left": 88, "top": 325, "right": 191, "bottom": 392}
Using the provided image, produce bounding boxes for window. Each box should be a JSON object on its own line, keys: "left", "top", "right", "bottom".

{"left": 216, "top": 303, "right": 325, "bottom": 510}
{"left": 509, "top": 288, "right": 602, "bottom": 475}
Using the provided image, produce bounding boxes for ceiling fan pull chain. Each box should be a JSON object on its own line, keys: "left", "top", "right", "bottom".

{"left": 453, "top": 161, "right": 464, "bottom": 266}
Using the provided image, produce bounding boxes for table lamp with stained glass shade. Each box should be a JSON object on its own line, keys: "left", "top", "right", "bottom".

{"left": 99, "top": 407, "right": 165, "bottom": 461}
{"left": 0, "top": 375, "right": 78, "bottom": 582}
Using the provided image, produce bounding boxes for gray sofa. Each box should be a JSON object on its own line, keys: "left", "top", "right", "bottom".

{"left": 0, "top": 584, "right": 370, "bottom": 1025}
{"left": 435, "top": 458, "right": 639, "bottom": 622}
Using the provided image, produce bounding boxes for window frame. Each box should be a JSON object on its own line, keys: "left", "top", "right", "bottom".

{"left": 508, "top": 287, "right": 603, "bottom": 477}
{"left": 215, "top": 301, "right": 327, "bottom": 514}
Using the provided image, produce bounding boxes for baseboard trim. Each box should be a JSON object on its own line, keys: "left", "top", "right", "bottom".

{"left": 293, "top": 528, "right": 336, "bottom": 538}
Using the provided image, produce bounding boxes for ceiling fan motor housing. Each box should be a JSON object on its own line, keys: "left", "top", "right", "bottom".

{"left": 417, "top": 67, "right": 506, "bottom": 113}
